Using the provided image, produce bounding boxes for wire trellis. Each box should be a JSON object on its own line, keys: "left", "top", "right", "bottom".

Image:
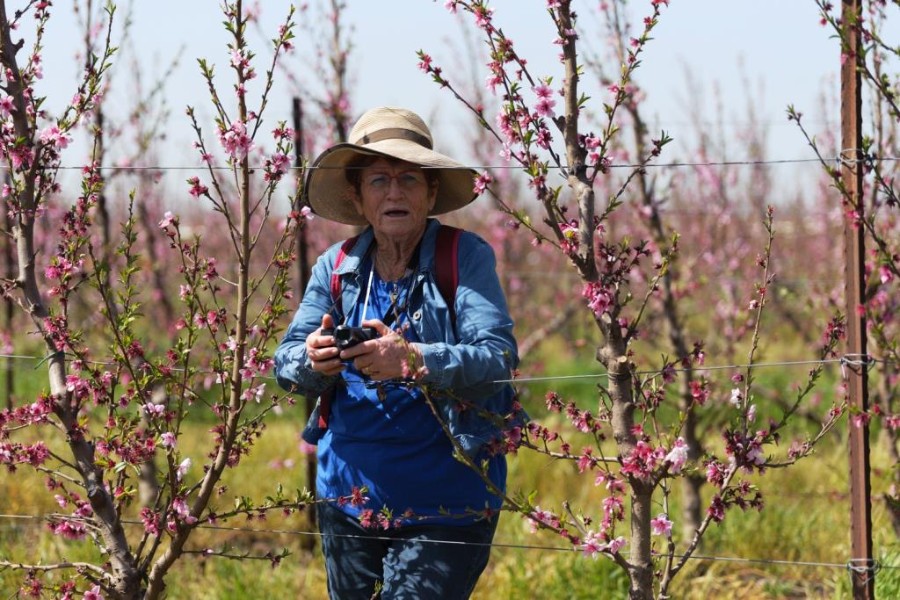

{"left": 0, "top": 512, "right": 896, "bottom": 574}
{"left": 0, "top": 352, "right": 890, "bottom": 386}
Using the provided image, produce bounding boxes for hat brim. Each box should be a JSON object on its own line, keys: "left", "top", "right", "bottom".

{"left": 304, "top": 139, "right": 478, "bottom": 226}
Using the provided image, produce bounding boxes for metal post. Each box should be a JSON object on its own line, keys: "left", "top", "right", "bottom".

{"left": 840, "top": 1, "right": 875, "bottom": 597}
{"left": 2, "top": 173, "right": 13, "bottom": 410}
{"left": 292, "top": 97, "right": 317, "bottom": 533}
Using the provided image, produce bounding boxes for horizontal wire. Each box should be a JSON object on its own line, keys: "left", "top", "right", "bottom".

{"left": 0, "top": 512, "right": 895, "bottom": 571}
{"left": 16, "top": 154, "right": 899, "bottom": 172}
{"left": 0, "top": 353, "right": 879, "bottom": 387}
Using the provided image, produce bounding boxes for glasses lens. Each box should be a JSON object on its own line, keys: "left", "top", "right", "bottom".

{"left": 364, "top": 171, "right": 425, "bottom": 192}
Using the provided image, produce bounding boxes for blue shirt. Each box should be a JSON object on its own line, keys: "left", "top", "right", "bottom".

{"left": 274, "top": 220, "right": 522, "bottom": 525}
{"left": 317, "top": 267, "right": 505, "bottom": 526}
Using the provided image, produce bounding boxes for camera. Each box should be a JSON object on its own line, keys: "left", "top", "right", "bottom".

{"left": 322, "top": 325, "right": 378, "bottom": 351}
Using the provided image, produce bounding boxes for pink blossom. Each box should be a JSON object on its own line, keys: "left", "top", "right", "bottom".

{"left": 582, "top": 281, "right": 613, "bottom": 317}
{"left": 533, "top": 83, "right": 556, "bottom": 117}
{"left": 218, "top": 120, "right": 254, "bottom": 160}
{"left": 664, "top": 438, "right": 688, "bottom": 473}
{"left": 272, "top": 124, "right": 294, "bottom": 140}
{"left": 241, "top": 383, "right": 266, "bottom": 403}
{"left": 606, "top": 536, "right": 626, "bottom": 554}
{"left": 689, "top": 380, "right": 710, "bottom": 406}
{"left": 160, "top": 432, "right": 177, "bottom": 449}
{"left": 187, "top": 176, "right": 208, "bottom": 198}
{"left": 706, "top": 460, "right": 727, "bottom": 487}
{"left": 49, "top": 519, "right": 87, "bottom": 540}
{"left": 265, "top": 152, "right": 290, "bottom": 181}
{"left": 10, "top": 145, "right": 34, "bottom": 169}
{"left": 158, "top": 211, "right": 176, "bottom": 228}
{"left": 230, "top": 49, "right": 250, "bottom": 69}
{"left": 83, "top": 584, "right": 103, "bottom": 599}
{"left": 651, "top": 513, "right": 673, "bottom": 536}
{"left": 527, "top": 506, "right": 557, "bottom": 533}
{"left": 0, "top": 96, "right": 14, "bottom": 117}
{"left": 176, "top": 458, "right": 191, "bottom": 481}
{"left": 580, "top": 530, "right": 605, "bottom": 558}
{"left": 418, "top": 53, "right": 433, "bottom": 72}
{"left": 143, "top": 403, "right": 165, "bottom": 418}
{"left": 474, "top": 173, "right": 493, "bottom": 195}
{"left": 39, "top": 125, "right": 71, "bottom": 150}
{"left": 278, "top": 25, "right": 294, "bottom": 51}
{"left": 141, "top": 507, "right": 161, "bottom": 535}
{"left": 172, "top": 496, "right": 197, "bottom": 524}
{"left": 620, "top": 440, "right": 665, "bottom": 481}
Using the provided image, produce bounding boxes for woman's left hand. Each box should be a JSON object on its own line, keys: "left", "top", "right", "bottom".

{"left": 340, "top": 319, "right": 423, "bottom": 380}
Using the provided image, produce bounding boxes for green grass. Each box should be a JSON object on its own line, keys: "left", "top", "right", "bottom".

{"left": 2, "top": 344, "right": 898, "bottom": 598}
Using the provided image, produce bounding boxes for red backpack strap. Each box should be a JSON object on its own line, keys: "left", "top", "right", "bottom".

{"left": 330, "top": 236, "right": 359, "bottom": 313}
{"left": 317, "top": 235, "right": 358, "bottom": 435}
{"left": 435, "top": 225, "right": 462, "bottom": 328}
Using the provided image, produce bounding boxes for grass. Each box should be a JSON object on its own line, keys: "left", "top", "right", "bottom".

{"left": 2, "top": 412, "right": 898, "bottom": 599}
{"left": 1, "top": 346, "right": 898, "bottom": 598}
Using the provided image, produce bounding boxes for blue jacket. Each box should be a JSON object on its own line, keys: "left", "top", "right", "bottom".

{"left": 274, "top": 218, "right": 521, "bottom": 458}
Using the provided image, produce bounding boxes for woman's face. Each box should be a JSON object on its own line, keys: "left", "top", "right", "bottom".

{"left": 352, "top": 158, "right": 437, "bottom": 239}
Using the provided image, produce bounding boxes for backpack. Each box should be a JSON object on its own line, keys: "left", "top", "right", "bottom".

{"left": 304, "top": 224, "right": 462, "bottom": 442}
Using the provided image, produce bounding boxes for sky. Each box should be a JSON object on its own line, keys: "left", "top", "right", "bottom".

{"left": 28, "top": 0, "right": 898, "bottom": 196}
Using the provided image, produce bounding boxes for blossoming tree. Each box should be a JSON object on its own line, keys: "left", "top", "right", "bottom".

{"left": 794, "top": 0, "right": 900, "bottom": 535}
{"left": 0, "top": 2, "right": 326, "bottom": 597}
{"left": 420, "top": 1, "right": 848, "bottom": 598}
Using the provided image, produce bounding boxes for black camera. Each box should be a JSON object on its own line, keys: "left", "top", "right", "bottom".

{"left": 322, "top": 325, "right": 378, "bottom": 351}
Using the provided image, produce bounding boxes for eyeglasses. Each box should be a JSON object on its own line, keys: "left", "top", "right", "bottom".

{"left": 362, "top": 170, "right": 427, "bottom": 193}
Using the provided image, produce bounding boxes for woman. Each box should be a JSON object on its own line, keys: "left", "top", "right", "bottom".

{"left": 274, "top": 106, "right": 521, "bottom": 599}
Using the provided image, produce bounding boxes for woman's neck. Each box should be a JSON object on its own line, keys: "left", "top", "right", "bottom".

{"left": 372, "top": 232, "right": 422, "bottom": 281}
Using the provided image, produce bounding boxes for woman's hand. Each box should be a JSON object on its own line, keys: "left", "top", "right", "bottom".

{"left": 306, "top": 314, "right": 345, "bottom": 375}
{"left": 341, "top": 319, "right": 424, "bottom": 381}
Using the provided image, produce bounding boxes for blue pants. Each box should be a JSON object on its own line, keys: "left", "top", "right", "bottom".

{"left": 318, "top": 503, "right": 499, "bottom": 599}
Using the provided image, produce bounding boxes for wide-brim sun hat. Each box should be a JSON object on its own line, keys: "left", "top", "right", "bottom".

{"left": 304, "top": 106, "right": 479, "bottom": 226}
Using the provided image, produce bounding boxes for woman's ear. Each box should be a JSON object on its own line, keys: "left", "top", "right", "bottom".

{"left": 350, "top": 189, "right": 365, "bottom": 216}
{"left": 427, "top": 180, "right": 439, "bottom": 211}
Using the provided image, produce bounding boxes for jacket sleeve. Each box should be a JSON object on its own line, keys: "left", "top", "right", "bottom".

{"left": 273, "top": 249, "right": 341, "bottom": 397}
{"left": 418, "top": 232, "right": 518, "bottom": 400}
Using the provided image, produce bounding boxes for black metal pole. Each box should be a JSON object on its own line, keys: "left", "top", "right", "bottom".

{"left": 292, "top": 97, "right": 317, "bottom": 533}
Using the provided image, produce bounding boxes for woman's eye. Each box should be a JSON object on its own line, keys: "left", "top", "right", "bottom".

{"left": 367, "top": 175, "right": 388, "bottom": 188}
{"left": 399, "top": 173, "right": 422, "bottom": 187}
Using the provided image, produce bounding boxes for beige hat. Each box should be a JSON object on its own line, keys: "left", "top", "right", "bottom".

{"left": 304, "top": 106, "right": 478, "bottom": 226}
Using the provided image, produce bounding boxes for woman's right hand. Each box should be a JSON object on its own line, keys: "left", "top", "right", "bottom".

{"left": 307, "top": 314, "right": 344, "bottom": 375}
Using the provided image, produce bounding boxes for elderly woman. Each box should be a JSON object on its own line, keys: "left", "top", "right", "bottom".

{"left": 274, "top": 106, "right": 521, "bottom": 599}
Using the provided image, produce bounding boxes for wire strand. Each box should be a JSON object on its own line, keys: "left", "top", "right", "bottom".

{"left": 0, "top": 512, "right": 896, "bottom": 571}
{"left": 28, "top": 154, "right": 900, "bottom": 172}
{"left": 0, "top": 352, "right": 882, "bottom": 386}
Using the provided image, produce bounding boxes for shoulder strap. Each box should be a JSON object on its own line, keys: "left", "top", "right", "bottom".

{"left": 316, "top": 227, "right": 460, "bottom": 436}
{"left": 318, "top": 236, "right": 358, "bottom": 435}
{"left": 435, "top": 225, "right": 462, "bottom": 327}
{"left": 330, "top": 235, "right": 359, "bottom": 313}
{"left": 330, "top": 227, "right": 462, "bottom": 323}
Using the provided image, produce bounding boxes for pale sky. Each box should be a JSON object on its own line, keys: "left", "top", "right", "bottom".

{"left": 29, "top": 1, "right": 898, "bottom": 194}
